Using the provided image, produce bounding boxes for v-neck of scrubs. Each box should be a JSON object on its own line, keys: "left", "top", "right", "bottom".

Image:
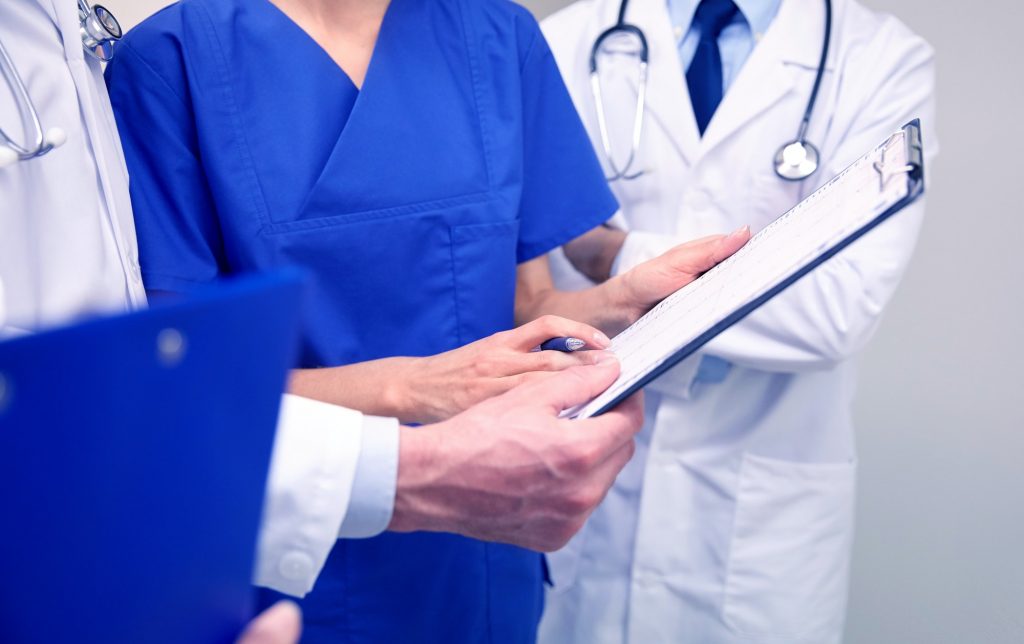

{"left": 242, "top": 0, "right": 411, "bottom": 222}
{"left": 276, "top": 0, "right": 492, "bottom": 222}
{"left": 259, "top": 0, "right": 394, "bottom": 93}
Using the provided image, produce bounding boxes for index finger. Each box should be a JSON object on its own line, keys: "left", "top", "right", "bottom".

{"left": 508, "top": 355, "right": 621, "bottom": 415}
{"left": 565, "top": 393, "right": 644, "bottom": 461}
{"left": 508, "top": 315, "right": 611, "bottom": 351}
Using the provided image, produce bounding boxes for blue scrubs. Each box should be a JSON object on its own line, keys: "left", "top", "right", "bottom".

{"left": 106, "top": 0, "right": 616, "bottom": 642}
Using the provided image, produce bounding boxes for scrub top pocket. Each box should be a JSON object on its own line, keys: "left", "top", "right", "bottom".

{"left": 450, "top": 219, "right": 520, "bottom": 345}
{"left": 722, "top": 452, "right": 856, "bottom": 640}
{"left": 268, "top": 209, "right": 465, "bottom": 364}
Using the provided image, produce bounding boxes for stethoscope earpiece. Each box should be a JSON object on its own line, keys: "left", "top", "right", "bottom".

{"left": 45, "top": 127, "right": 68, "bottom": 150}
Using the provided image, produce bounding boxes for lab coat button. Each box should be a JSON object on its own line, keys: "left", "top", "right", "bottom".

{"left": 279, "top": 551, "right": 314, "bottom": 581}
{"left": 126, "top": 251, "right": 141, "bottom": 281}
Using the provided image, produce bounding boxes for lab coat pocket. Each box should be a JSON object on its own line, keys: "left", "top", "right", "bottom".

{"left": 748, "top": 172, "right": 806, "bottom": 230}
{"left": 544, "top": 528, "right": 588, "bottom": 595}
{"left": 722, "top": 452, "right": 856, "bottom": 640}
{"left": 450, "top": 219, "right": 520, "bottom": 345}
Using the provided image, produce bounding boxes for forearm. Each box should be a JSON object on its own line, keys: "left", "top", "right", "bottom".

{"left": 517, "top": 228, "right": 748, "bottom": 337}
{"left": 289, "top": 358, "right": 420, "bottom": 424}
{"left": 292, "top": 314, "right": 612, "bottom": 426}
{"left": 703, "top": 244, "right": 910, "bottom": 372}
{"left": 514, "top": 277, "right": 632, "bottom": 337}
{"left": 562, "top": 224, "right": 627, "bottom": 284}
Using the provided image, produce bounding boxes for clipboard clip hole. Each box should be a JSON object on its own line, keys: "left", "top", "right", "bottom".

{"left": 157, "top": 328, "right": 187, "bottom": 367}
{"left": 0, "top": 372, "right": 9, "bottom": 413}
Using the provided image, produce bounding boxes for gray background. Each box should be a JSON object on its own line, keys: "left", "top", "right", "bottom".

{"left": 106, "top": 1, "right": 1024, "bottom": 641}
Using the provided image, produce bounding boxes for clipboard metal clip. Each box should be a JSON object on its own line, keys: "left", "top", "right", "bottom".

{"left": 873, "top": 135, "right": 915, "bottom": 193}
{"left": 873, "top": 122, "right": 924, "bottom": 192}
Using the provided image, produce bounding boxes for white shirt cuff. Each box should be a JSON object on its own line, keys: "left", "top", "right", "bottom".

{"left": 338, "top": 415, "right": 399, "bottom": 538}
{"left": 253, "top": 394, "right": 363, "bottom": 597}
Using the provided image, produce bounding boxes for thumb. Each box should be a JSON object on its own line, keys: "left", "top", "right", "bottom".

{"left": 710, "top": 225, "right": 751, "bottom": 264}
{"left": 505, "top": 315, "right": 611, "bottom": 351}
{"left": 667, "top": 226, "right": 750, "bottom": 274}
{"left": 512, "top": 354, "right": 621, "bottom": 415}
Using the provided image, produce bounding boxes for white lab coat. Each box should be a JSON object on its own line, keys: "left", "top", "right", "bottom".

{"left": 0, "top": 0, "right": 369, "bottom": 598}
{"left": 540, "top": 0, "right": 936, "bottom": 642}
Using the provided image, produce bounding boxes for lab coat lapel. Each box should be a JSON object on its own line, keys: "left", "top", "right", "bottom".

{"left": 296, "top": 2, "right": 398, "bottom": 217}
{"left": 699, "top": 0, "right": 832, "bottom": 156}
{"left": 627, "top": 0, "right": 702, "bottom": 165}
{"left": 51, "top": 0, "right": 146, "bottom": 307}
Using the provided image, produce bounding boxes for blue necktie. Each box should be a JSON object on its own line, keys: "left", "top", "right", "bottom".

{"left": 686, "top": 0, "right": 740, "bottom": 136}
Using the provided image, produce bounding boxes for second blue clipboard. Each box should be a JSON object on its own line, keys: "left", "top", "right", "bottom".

{"left": 0, "top": 271, "right": 305, "bottom": 643}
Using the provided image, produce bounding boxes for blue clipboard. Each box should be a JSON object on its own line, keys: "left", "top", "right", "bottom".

{"left": 586, "top": 120, "right": 926, "bottom": 417}
{"left": 0, "top": 272, "right": 304, "bottom": 643}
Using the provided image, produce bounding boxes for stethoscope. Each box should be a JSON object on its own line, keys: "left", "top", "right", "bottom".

{"left": 590, "top": 0, "right": 833, "bottom": 182}
{"left": 0, "top": 1, "right": 122, "bottom": 168}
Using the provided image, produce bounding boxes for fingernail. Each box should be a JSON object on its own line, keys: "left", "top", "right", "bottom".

{"left": 596, "top": 351, "right": 618, "bottom": 366}
{"left": 729, "top": 225, "right": 751, "bottom": 239}
{"left": 593, "top": 331, "right": 611, "bottom": 348}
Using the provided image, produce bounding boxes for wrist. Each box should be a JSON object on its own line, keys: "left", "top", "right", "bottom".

{"left": 381, "top": 357, "right": 426, "bottom": 424}
{"left": 564, "top": 226, "right": 627, "bottom": 283}
{"left": 388, "top": 424, "right": 447, "bottom": 533}
{"left": 594, "top": 226, "right": 628, "bottom": 282}
{"left": 597, "top": 274, "right": 637, "bottom": 336}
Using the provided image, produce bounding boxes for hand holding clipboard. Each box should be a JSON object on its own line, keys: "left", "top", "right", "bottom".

{"left": 571, "top": 121, "right": 926, "bottom": 418}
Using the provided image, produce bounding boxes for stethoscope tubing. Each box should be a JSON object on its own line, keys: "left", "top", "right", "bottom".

{"left": 795, "top": 0, "right": 832, "bottom": 144}
{"left": 589, "top": 0, "right": 649, "bottom": 181}
{"left": 0, "top": 38, "right": 51, "bottom": 161}
{"left": 0, "top": 1, "right": 122, "bottom": 166}
{"left": 591, "top": 0, "right": 832, "bottom": 183}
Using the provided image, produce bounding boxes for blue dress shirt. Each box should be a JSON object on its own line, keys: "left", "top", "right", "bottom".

{"left": 668, "top": 0, "right": 782, "bottom": 92}
{"left": 667, "top": 0, "right": 781, "bottom": 384}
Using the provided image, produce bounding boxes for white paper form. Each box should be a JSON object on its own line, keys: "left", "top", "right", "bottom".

{"left": 573, "top": 125, "right": 923, "bottom": 419}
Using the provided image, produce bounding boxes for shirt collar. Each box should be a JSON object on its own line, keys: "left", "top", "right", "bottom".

{"left": 666, "top": 0, "right": 782, "bottom": 39}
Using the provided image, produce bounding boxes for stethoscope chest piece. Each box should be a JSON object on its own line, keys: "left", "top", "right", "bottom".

{"left": 79, "top": 1, "right": 122, "bottom": 62}
{"left": 774, "top": 140, "right": 820, "bottom": 182}
{"left": 595, "top": 0, "right": 832, "bottom": 185}
{"left": 0, "top": 1, "right": 119, "bottom": 168}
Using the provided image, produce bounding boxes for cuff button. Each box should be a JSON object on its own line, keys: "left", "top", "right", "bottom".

{"left": 279, "top": 551, "right": 315, "bottom": 581}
